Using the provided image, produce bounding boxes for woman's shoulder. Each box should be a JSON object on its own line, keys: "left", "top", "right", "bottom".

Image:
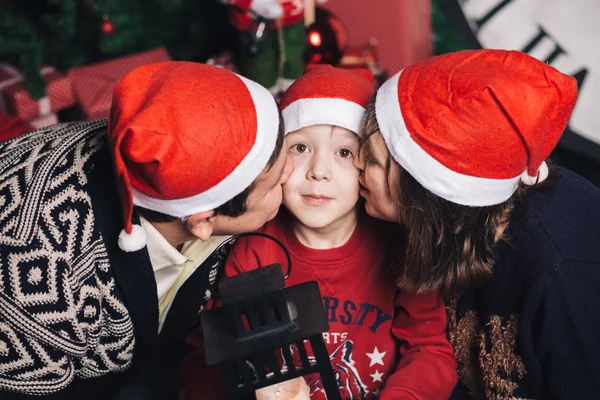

{"left": 517, "top": 168, "right": 600, "bottom": 258}
{"left": 500, "top": 169, "right": 600, "bottom": 283}
{"left": 528, "top": 167, "right": 600, "bottom": 218}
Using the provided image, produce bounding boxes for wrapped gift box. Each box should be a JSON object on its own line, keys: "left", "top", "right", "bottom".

{"left": 0, "top": 113, "right": 32, "bottom": 142}
{"left": 206, "top": 51, "right": 239, "bottom": 74}
{"left": 68, "top": 47, "right": 171, "bottom": 120}
{"left": 0, "top": 64, "right": 75, "bottom": 121}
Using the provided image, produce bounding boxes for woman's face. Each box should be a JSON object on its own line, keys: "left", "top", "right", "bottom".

{"left": 354, "top": 133, "right": 401, "bottom": 222}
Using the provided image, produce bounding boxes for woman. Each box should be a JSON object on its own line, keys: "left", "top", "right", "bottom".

{"left": 354, "top": 49, "right": 600, "bottom": 399}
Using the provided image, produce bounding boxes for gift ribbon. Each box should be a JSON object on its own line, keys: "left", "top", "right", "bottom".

{"left": 0, "top": 63, "right": 53, "bottom": 117}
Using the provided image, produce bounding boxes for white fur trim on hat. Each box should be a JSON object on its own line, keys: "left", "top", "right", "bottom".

{"left": 118, "top": 224, "right": 147, "bottom": 252}
{"left": 376, "top": 71, "right": 523, "bottom": 207}
{"left": 520, "top": 161, "right": 549, "bottom": 186}
{"left": 283, "top": 98, "right": 366, "bottom": 135}
{"left": 130, "top": 74, "right": 279, "bottom": 217}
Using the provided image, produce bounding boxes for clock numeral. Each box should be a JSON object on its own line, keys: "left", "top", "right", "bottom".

{"left": 474, "top": 0, "right": 515, "bottom": 30}
{"left": 518, "top": 26, "right": 588, "bottom": 90}
{"left": 570, "top": 68, "right": 588, "bottom": 91}
{"left": 521, "top": 26, "right": 566, "bottom": 64}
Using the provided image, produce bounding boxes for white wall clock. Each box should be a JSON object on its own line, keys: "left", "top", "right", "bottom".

{"left": 452, "top": 0, "right": 600, "bottom": 162}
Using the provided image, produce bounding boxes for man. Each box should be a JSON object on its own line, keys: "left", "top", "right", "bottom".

{"left": 0, "top": 62, "right": 292, "bottom": 399}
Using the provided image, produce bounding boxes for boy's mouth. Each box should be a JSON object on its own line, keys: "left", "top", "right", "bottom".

{"left": 302, "top": 194, "right": 332, "bottom": 205}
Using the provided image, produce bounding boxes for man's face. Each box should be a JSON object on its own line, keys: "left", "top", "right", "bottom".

{"left": 212, "top": 141, "right": 293, "bottom": 235}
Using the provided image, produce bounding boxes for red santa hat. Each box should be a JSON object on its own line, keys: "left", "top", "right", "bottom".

{"left": 280, "top": 64, "right": 374, "bottom": 135}
{"left": 375, "top": 49, "right": 578, "bottom": 207}
{"left": 108, "top": 62, "right": 279, "bottom": 252}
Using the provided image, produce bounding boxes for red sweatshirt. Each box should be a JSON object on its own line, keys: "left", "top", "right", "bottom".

{"left": 180, "top": 210, "right": 457, "bottom": 399}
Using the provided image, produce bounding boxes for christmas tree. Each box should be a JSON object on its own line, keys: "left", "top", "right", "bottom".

{"left": 0, "top": 0, "right": 236, "bottom": 99}
{"left": 431, "top": 0, "right": 476, "bottom": 55}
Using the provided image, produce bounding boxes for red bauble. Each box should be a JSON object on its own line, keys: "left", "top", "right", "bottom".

{"left": 101, "top": 20, "right": 115, "bottom": 35}
{"left": 305, "top": 7, "right": 348, "bottom": 66}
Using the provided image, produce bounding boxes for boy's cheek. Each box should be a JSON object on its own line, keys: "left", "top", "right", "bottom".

{"left": 289, "top": 155, "right": 307, "bottom": 171}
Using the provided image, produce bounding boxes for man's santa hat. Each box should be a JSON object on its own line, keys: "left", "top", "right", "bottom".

{"left": 280, "top": 64, "right": 374, "bottom": 135}
{"left": 108, "top": 62, "right": 279, "bottom": 252}
{"left": 375, "top": 49, "right": 579, "bottom": 207}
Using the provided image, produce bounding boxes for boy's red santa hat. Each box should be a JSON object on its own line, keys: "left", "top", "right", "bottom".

{"left": 108, "top": 62, "right": 279, "bottom": 252}
{"left": 280, "top": 64, "right": 374, "bottom": 135}
{"left": 376, "top": 49, "right": 579, "bottom": 207}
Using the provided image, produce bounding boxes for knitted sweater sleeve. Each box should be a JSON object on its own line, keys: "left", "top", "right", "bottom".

{"left": 379, "top": 290, "right": 458, "bottom": 400}
{"left": 521, "top": 256, "right": 600, "bottom": 399}
{"left": 0, "top": 121, "right": 134, "bottom": 396}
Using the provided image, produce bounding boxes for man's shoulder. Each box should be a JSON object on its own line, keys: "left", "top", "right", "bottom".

{"left": 1, "top": 119, "right": 108, "bottom": 151}
{"left": 0, "top": 120, "right": 136, "bottom": 395}
{"left": 0, "top": 119, "right": 109, "bottom": 181}
{"left": 0, "top": 120, "right": 110, "bottom": 247}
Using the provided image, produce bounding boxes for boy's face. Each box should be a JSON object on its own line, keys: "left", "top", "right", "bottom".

{"left": 283, "top": 124, "right": 360, "bottom": 230}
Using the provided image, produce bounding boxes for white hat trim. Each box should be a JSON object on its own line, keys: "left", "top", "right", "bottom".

{"left": 130, "top": 74, "right": 279, "bottom": 217}
{"left": 376, "top": 70, "right": 527, "bottom": 207}
{"left": 283, "top": 98, "right": 366, "bottom": 136}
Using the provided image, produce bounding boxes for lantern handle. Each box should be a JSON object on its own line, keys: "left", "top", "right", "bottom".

{"left": 207, "top": 232, "right": 293, "bottom": 299}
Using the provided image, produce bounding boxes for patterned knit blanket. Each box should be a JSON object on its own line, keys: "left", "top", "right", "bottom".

{"left": 0, "top": 120, "right": 134, "bottom": 395}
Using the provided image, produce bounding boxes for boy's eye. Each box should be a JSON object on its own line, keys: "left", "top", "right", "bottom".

{"left": 338, "top": 148, "right": 354, "bottom": 158}
{"left": 291, "top": 143, "right": 308, "bottom": 153}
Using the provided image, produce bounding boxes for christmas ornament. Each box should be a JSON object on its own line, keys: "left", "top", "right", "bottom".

{"left": 226, "top": 0, "right": 322, "bottom": 95}
{"left": 241, "top": 14, "right": 271, "bottom": 56}
{"left": 305, "top": 7, "right": 347, "bottom": 66}
{"left": 101, "top": 15, "right": 114, "bottom": 35}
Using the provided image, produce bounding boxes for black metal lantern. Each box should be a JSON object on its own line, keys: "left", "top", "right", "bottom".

{"left": 202, "top": 233, "right": 341, "bottom": 400}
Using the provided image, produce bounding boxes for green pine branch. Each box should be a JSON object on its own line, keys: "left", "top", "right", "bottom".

{"left": 0, "top": 0, "right": 235, "bottom": 99}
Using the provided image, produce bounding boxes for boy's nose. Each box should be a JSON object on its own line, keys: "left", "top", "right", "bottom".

{"left": 308, "top": 154, "right": 332, "bottom": 181}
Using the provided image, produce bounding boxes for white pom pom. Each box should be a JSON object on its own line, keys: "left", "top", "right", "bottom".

{"left": 521, "top": 161, "right": 549, "bottom": 186}
{"left": 118, "top": 224, "right": 147, "bottom": 252}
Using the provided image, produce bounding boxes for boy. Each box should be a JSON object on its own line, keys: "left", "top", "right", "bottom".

{"left": 180, "top": 65, "right": 457, "bottom": 399}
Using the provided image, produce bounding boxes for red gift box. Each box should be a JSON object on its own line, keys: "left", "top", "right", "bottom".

{"left": 69, "top": 47, "right": 171, "bottom": 120}
{"left": 206, "top": 51, "right": 240, "bottom": 74}
{"left": 0, "top": 64, "right": 75, "bottom": 121}
{"left": 0, "top": 113, "right": 32, "bottom": 143}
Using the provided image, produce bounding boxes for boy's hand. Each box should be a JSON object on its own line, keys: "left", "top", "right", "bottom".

{"left": 255, "top": 376, "right": 311, "bottom": 400}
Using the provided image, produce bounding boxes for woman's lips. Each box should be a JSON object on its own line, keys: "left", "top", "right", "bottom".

{"left": 359, "top": 184, "right": 370, "bottom": 197}
{"left": 302, "top": 194, "right": 332, "bottom": 205}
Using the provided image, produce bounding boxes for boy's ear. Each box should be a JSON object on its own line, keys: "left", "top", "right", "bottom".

{"left": 186, "top": 210, "right": 216, "bottom": 242}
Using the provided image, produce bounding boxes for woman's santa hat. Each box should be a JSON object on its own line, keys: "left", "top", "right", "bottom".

{"left": 375, "top": 49, "right": 579, "bottom": 207}
{"left": 280, "top": 64, "right": 374, "bottom": 135}
{"left": 108, "top": 62, "right": 279, "bottom": 252}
